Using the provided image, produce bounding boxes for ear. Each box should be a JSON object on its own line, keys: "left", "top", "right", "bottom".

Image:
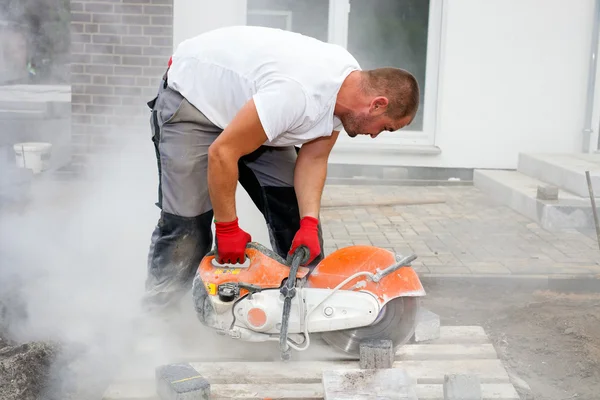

{"left": 370, "top": 96, "right": 389, "bottom": 115}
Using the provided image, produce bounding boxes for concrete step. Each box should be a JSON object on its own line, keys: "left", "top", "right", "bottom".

{"left": 518, "top": 153, "right": 600, "bottom": 197}
{"left": 473, "top": 169, "right": 598, "bottom": 230}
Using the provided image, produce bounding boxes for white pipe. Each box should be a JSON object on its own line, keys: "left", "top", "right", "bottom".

{"left": 585, "top": 0, "right": 600, "bottom": 152}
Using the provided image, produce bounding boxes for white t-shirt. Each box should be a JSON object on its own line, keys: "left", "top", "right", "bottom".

{"left": 167, "top": 25, "right": 361, "bottom": 147}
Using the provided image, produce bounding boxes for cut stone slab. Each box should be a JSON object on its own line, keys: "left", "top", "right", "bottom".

{"left": 443, "top": 374, "right": 482, "bottom": 400}
{"left": 412, "top": 309, "right": 441, "bottom": 343}
{"left": 322, "top": 368, "right": 418, "bottom": 400}
{"left": 155, "top": 363, "right": 210, "bottom": 400}
{"left": 359, "top": 339, "right": 394, "bottom": 369}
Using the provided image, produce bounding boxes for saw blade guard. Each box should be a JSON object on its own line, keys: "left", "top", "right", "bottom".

{"left": 306, "top": 245, "right": 425, "bottom": 307}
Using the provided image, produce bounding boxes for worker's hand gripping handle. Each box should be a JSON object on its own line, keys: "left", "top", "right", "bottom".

{"left": 279, "top": 246, "right": 309, "bottom": 361}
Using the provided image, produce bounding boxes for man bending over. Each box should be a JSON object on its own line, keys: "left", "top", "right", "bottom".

{"left": 144, "top": 25, "right": 420, "bottom": 313}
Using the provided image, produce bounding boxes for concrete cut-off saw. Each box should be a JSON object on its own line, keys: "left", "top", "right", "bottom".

{"left": 191, "top": 243, "right": 425, "bottom": 360}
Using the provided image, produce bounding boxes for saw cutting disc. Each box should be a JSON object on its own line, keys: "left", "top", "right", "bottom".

{"left": 321, "top": 296, "right": 420, "bottom": 355}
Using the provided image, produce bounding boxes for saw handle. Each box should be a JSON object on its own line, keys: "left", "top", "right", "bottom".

{"left": 372, "top": 253, "right": 418, "bottom": 283}
{"left": 279, "top": 245, "right": 308, "bottom": 361}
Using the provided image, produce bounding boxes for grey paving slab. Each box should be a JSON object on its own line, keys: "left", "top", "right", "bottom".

{"left": 321, "top": 185, "right": 600, "bottom": 277}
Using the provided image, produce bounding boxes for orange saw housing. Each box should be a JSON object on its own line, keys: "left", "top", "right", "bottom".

{"left": 197, "top": 245, "right": 425, "bottom": 305}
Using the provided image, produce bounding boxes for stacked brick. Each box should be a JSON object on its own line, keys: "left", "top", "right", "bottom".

{"left": 70, "top": 0, "right": 173, "bottom": 165}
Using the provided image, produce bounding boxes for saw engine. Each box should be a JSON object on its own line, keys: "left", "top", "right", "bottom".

{"left": 192, "top": 243, "right": 425, "bottom": 360}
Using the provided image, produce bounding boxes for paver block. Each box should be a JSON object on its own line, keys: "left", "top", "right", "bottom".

{"left": 155, "top": 363, "right": 210, "bottom": 400}
{"left": 412, "top": 308, "right": 441, "bottom": 342}
{"left": 443, "top": 374, "right": 482, "bottom": 400}
{"left": 359, "top": 339, "right": 394, "bottom": 369}
{"left": 323, "top": 368, "right": 418, "bottom": 400}
{"left": 536, "top": 185, "right": 559, "bottom": 201}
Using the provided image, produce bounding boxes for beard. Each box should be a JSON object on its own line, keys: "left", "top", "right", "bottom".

{"left": 340, "top": 111, "right": 369, "bottom": 137}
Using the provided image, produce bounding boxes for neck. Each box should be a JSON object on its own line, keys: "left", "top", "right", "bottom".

{"left": 334, "top": 71, "right": 366, "bottom": 117}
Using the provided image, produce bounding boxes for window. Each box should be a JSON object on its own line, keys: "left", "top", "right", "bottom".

{"left": 246, "top": 0, "right": 329, "bottom": 42}
{"left": 347, "top": 0, "right": 430, "bottom": 132}
{"left": 246, "top": 0, "right": 442, "bottom": 147}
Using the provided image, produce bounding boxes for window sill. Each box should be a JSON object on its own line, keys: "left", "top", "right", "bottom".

{"left": 331, "top": 143, "right": 442, "bottom": 156}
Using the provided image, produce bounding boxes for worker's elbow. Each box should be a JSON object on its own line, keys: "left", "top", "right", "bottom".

{"left": 208, "top": 142, "right": 237, "bottom": 165}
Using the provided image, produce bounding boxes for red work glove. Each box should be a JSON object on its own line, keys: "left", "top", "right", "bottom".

{"left": 215, "top": 218, "right": 251, "bottom": 264}
{"left": 289, "top": 216, "right": 321, "bottom": 266}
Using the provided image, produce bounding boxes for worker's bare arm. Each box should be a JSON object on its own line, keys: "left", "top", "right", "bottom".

{"left": 294, "top": 130, "right": 340, "bottom": 219}
{"left": 207, "top": 99, "right": 268, "bottom": 223}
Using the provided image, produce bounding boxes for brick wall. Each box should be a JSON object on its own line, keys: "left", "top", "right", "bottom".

{"left": 70, "top": 0, "right": 173, "bottom": 167}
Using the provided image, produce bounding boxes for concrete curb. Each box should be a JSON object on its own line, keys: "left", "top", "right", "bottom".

{"left": 420, "top": 273, "right": 600, "bottom": 293}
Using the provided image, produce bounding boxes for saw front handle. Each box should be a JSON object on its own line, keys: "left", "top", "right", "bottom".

{"left": 372, "top": 254, "right": 418, "bottom": 283}
{"left": 279, "top": 245, "right": 309, "bottom": 361}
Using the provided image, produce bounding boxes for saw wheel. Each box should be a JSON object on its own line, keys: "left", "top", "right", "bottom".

{"left": 320, "top": 296, "right": 420, "bottom": 355}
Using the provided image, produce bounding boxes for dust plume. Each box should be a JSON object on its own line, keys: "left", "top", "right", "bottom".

{"left": 1, "top": 118, "right": 273, "bottom": 399}
{"left": 0, "top": 3, "right": 272, "bottom": 398}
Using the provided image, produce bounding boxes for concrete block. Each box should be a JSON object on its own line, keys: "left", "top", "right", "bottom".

{"left": 359, "top": 339, "right": 394, "bottom": 369}
{"left": 443, "top": 374, "right": 482, "bottom": 400}
{"left": 412, "top": 308, "right": 440, "bottom": 342}
{"left": 322, "top": 368, "right": 418, "bottom": 400}
{"left": 536, "top": 185, "right": 558, "bottom": 201}
{"left": 155, "top": 363, "right": 210, "bottom": 400}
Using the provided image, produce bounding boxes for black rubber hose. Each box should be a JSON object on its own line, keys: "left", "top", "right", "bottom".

{"left": 279, "top": 246, "right": 308, "bottom": 361}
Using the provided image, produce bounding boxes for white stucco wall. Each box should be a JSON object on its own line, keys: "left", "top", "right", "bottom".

{"left": 332, "top": 0, "right": 596, "bottom": 169}
{"left": 433, "top": 0, "right": 595, "bottom": 169}
{"left": 172, "top": 0, "right": 597, "bottom": 171}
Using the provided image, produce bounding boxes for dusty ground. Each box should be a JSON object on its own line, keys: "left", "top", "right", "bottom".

{"left": 2, "top": 277, "right": 599, "bottom": 399}
{"left": 2, "top": 176, "right": 600, "bottom": 399}
{"left": 422, "top": 280, "right": 600, "bottom": 400}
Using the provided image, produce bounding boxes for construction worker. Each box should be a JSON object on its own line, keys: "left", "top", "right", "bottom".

{"left": 143, "top": 25, "right": 420, "bottom": 313}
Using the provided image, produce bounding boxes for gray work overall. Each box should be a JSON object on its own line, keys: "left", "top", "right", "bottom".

{"left": 143, "top": 71, "right": 324, "bottom": 312}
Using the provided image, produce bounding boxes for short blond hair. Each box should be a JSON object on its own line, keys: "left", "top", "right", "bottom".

{"left": 362, "top": 68, "right": 420, "bottom": 120}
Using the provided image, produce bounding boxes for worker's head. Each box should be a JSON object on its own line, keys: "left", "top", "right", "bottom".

{"left": 337, "top": 68, "right": 420, "bottom": 138}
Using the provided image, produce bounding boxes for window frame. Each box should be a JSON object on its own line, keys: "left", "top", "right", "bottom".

{"left": 328, "top": 0, "right": 445, "bottom": 148}
{"left": 246, "top": 9, "right": 294, "bottom": 31}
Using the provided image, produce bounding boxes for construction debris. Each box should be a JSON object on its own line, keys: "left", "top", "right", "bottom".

{"left": 412, "top": 308, "right": 441, "bottom": 343}
{"left": 322, "top": 368, "right": 418, "bottom": 400}
{"left": 0, "top": 340, "right": 60, "bottom": 400}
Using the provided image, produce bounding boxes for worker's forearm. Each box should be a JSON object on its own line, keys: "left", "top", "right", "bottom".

{"left": 207, "top": 147, "right": 238, "bottom": 222}
{"left": 294, "top": 154, "right": 327, "bottom": 219}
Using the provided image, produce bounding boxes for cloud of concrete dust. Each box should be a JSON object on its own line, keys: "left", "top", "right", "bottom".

{"left": 0, "top": 2, "right": 274, "bottom": 396}
{"left": 0, "top": 108, "right": 276, "bottom": 400}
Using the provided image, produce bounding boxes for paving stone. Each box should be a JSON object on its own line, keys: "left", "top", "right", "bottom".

{"left": 359, "top": 339, "right": 394, "bottom": 369}
{"left": 443, "top": 374, "right": 482, "bottom": 400}
{"left": 320, "top": 185, "right": 600, "bottom": 277}
{"left": 322, "top": 368, "right": 418, "bottom": 400}
{"left": 412, "top": 308, "right": 441, "bottom": 343}
{"left": 155, "top": 363, "right": 210, "bottom": 400}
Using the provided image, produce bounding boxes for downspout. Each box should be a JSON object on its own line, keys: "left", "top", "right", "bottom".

{"left": 585, "top": 0, "right": 600, "bottom": 152}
